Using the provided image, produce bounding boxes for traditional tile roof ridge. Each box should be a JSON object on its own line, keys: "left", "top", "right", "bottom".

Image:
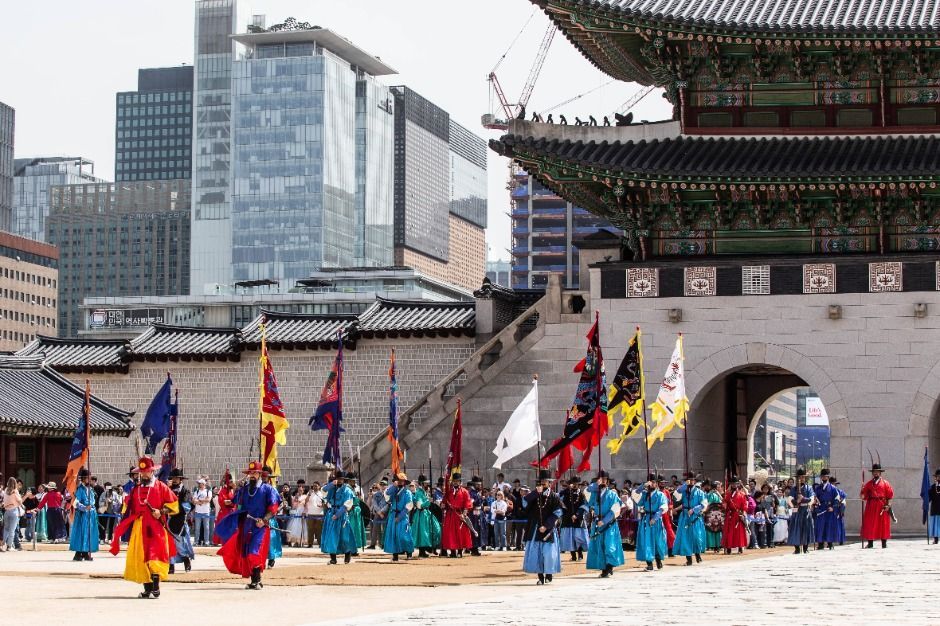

{"left": 17, "top": 335, "right": 130, "bottom": 373}
{"left": 129, "top": 323, "right": 242, "bottom": 361}
{"left": 357, "top": 298, "right": 475, "bottom": 338}
{"left": 543, "top": 0, "right": 940, "bottom": 35}
{"left": 494, "top": 133, "right": 940, "bottom": 179}
{"left": 0, "top": 356, "right": 133, "bottom": 436}
{"left": 240, "top": 310, "right": 359, "bottom": 349}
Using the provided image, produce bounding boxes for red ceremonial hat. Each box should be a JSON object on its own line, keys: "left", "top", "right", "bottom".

{"left": 136, "top": 456, "right": 160, "bottom": 473}
{"left": 242, "top": 460, "right": 266, "bottom": 475}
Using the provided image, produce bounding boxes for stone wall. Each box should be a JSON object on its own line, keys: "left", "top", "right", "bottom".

{"left": 72, "top": 337, "right": 474, "bottom": 484}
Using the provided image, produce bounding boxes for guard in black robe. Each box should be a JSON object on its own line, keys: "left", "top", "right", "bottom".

{"left": 558, "top": 477, "right": 589, "bottom": 561}
{"left": 522, "top": 470, "right": 563, "bottom": 585}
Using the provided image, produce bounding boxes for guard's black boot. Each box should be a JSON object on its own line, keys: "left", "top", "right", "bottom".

{"left": 246, "top": 567, "right": 262, "bottom": 589}
{"left": 344, "top": 552, "right": 352, "bottom": 564}
{"left": 881, "top": 540, "right": 887, "bottom": 548}
{"left": 577, "top": 547, "right": 584, "bottom": 560}
{"left": 934, "top": 538, "right": 938, "bottom": 545}
{"left": 139, "top": 582, "right": 152, "bottom": 599}
{"left": 817, "top": 542, "right": 824, "bottom": 551}
{"left": 600, "top": 565, "right": 612, "bottom": 578}
{"left": 73, "top": 552, "right": 83, "bottom": 561}
{"left": 570, "top": 551, "right": 577, "bottom": 561}
{"left": 457, "top": 549, "right": 464, "bottom": 558}
{"left": 802, "top": 545, "right": 808, "bottom": 554}
{"left": 725, "top": 548, "right": 731, "bottom": 555}
{"left": 737, "top": 547, "right": 743, "bottom": 554}
{"left": 644, "top": 561, "right": 654, "bottom": 571}
{"left": 183, "top": 558, "right": 191, "bottom": 572}
{"left": 668, "top": 549, "right": 673, "bottom": 558}
{"left": 329, "top": 554, "right": 337, "bottom": 565}
{"left": 84, "top": 553, "right": 93, "bottom": 561}
{"left": 267, "top": 558, "right": 275, "bottom": 568}
{"left": 655, "top": 557, "right": 663, "bottom": 570}
{"left": 827, "top": 542, "right": 834, "bottom": 550}
{"left": 545, "top": 574, "right": 553, "bottom": 583}
{"left": 168, "top": 564, "right": 175, "bottom": 574}
{"left": 695, "top": 553, "right": 702, "bottom": 563}
{"left": 866, "top": 540, "right": 873, "bottom": 549}
{"left": 685, "top": 556, "right": 693, "bottom": 566}
{"left": 418, "top": 548, "right": 428, "bottom": 558}
{"left": 150, "top": 574, "right": 161, "bottom": 599}
{"left": 793, "top": 546, "right": 801, "bottom": 554}
{"left": 537, "top": 573, "right": 545, "bottom": 585}
{"left": 471, "top": 548, "right": 481, "bottom": 556}
{"left": 392, "top": 553, "right": 399, "bottom": 562}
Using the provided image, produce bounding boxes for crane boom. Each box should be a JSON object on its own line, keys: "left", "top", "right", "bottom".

{"left": 518, "top": 24, "right": 556, "bottom": 111}
{"left": 619, "top": 85, "right": 655, "bottom": 113}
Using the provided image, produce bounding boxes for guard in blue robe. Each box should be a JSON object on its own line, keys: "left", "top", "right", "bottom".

{"left": 383, "top": 473, "right": 415, "bottom": 561}
{"left": 263, "top": 469, "right": 282, "bottom": 568}
{"left": 558, "top": 477, "right": 589, "bottom": 560}
{"left": 69, "top": 469, "right": 99, "bottom": 560}
{"left": 167, "top": 469, "right": 194, "bottom": 573}
{"left": 635, "top": 479, "right": 668, "bottom": 571}
{"left": 834, "top": 482, "right": 847, "bottom": 545}
{"left": 813, "top": 469, "right": 842, "bottom": 550}
{"left": 928, "top": 470, "right": 940, "bottom": 543}
{"left": 586, "top": 470, "right": 624, "bottom": 578}
{"left": 674, "top": 473, "right": 707, "bottom": 565}
{"left": 320, "top": 472, "right": 357, "bottom": 564}
{"left": 215, "top": 461, "right": 281, "bottom": 590}
{"left": 787, "top": 468, "right": 815, "bottom": 554}
{"left": 522, "top": 470, "right": 563, "bottom": 585}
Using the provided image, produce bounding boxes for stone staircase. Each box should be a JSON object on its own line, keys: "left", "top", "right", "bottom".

{"left": 352, "top": 275, "right": 592, "bottom": 485}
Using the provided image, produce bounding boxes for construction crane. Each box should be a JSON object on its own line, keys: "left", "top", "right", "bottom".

{"left": 482, "top": 22, "right": 556, "bottom": 131}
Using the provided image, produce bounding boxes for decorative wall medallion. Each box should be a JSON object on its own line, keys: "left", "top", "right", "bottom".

{"left": 802, "top": 263, "right": 836, "bottom": 294}
{"left": 627, "top": 268, "right": 659, "bottom": 298}
{"left": 684, "top": 266, "right": 717, "bottom": 296}
{"left": 869, "top": 262, "right": 903, "bottom": 292}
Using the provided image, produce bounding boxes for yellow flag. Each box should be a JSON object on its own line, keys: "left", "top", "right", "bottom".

{"left": 607, "top": 328, "right": 645, "bottom": 454}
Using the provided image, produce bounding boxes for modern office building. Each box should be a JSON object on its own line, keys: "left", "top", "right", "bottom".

{"left": 80, "top": 266, "right": 471, "bottom": 336}
{"left": 12, "top": 157, "right": 102, "bottom": 242}
{"left": 115, "top": 66, "right": 194, "bottom": 182}
{"left": 47, "top": 180, "right": 191, "bottom": 337}
{"left": 0, "top": 231, "right": 58, "bottom": 351}
{"left": 485, "top": 259, "right": 511, "bottom": 287}
{"left": 190, "top": 0, "right": 239, "bottom": 295}
{"left": 0, "top": 102, "right": 13, "bottom": 233}
{"left": 391, "top": 87, "right": 487, "bottom": 291}
{"left": 510, "top": 166, "right": 615, "bottom": 289}
{"left": 227, "top": 21, "right": 395, "bottom": 286}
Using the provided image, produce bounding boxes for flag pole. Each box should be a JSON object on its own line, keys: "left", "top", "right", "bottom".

{"left": 534, "top": 374, "right": 541, "bottom": 470}
{"left": 679, "top": 333, "right": 690, "bottom": 476}
{"left": 595, "top": 311, "right": 603, "bottom": 475}
{"left": 85, "top": 379, "right": 92, "bottom": 476}
{"left": 257, "top": 317, "right": 266, "bottom": 464}
{"left": 639, "top": 327, "right": 651, "bottom": 477}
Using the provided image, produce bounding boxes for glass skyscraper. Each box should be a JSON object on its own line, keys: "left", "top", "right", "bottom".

{"left": 115, "top": 66, "right": 193, "bottom": 182}
{"left": 12, "top": 157, "right": 102, "bottom": 242}
{"left": 191, "top": 0, "right": 238, "bottom": 294}
{"left": 0, "top": 102, "right": 13, "bottom": 233}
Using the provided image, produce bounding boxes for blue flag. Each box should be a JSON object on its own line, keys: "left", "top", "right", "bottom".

{"left": 141, "top": 375, "right": 173, "bottom": 454}
{"left": 921, "top": 447, "right": 931, "bottom": 525}
{"left": 157, "top": 398, "right": 178, "bottom": 483}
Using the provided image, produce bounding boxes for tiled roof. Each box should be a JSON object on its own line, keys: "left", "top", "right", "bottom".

{"left": 0, "top": 356, "right": 133, "bottom": 436}
{"left": 129, "top": 324, "right": 241, "bottom": 361}
{"left": 241, "top": 310, "right": 358, "bottom": 349}
{"left": 358, "top": 298, "right": 475, "bottom": 338}
{"left": 553, "top": 0, "right": 940, "bottom": 33}
{"left": 494, "top": 134, "right": 940, "bottom": 179}
{"left": 18, "top": 336, "right": 129, "bottom": 373}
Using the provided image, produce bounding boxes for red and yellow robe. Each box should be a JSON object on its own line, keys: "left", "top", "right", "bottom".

{"left": 110, "top": 480, "right": 179, "bottom": 583}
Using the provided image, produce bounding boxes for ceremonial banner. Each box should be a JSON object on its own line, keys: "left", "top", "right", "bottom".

{"left": 492, "top": 377, "right": 540, "bottom": 470}
{"left": 259, "top": 321, "right": 290, "bottom": 476}
{"left": 63, "top": 380, "right": 91, "bottom": 516}
{"left": 607, "top": 328, "right": 645, "bottom": 454}
{"left": 921, "top": 447, "right": 931, "bottom": 526}
{"left": 157, "top": 392, "right": 179, "bottom": 483}
{"left": 446, "top": 399, "right": 463, "bottom": 478}
{"left": 310, "top": 334, "right": 344, "bottom": 466}
{"left": 647, "top": 335, "right": 689, "bottom": 449}
{"left": 539, "top": 312, "right": 608, "bottom": 474}
{"left": 388, "top": 349, "right": 404, "bottom": 476}
{"left": 140, "top": 374, "right": 173, "bottom": 454}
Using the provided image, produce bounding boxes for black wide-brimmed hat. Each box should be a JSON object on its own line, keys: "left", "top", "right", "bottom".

{"left": 537, "top": 469, "right": 552, "bottom": 481}
{"left": 418, "top": 474, "right": 427, "bottom": 483}
{"left": 78, "top": 468, "right": 90, "bottom": 479}
{"left": 820, "top": 468, "right": 831, "bottom": 477}
{"left": 569, "top": 476, "right": 581, "bottom": 484}
{"left": 596, "top": 470, "right": 610, "bottom": 480}
{"left": 451, "top": 472, "right": 462, "bottom": 480}
{"left": 683, "top": 471, "right": 696, "bottom": 480}
{"left": 169, "top": 468, "right": 186, "bottom": 479}
{"left": 871, "top": 463, "right": 884, "bottom": 472}
{"left": 796, "top": 468, "right": 807, "bottom": 477}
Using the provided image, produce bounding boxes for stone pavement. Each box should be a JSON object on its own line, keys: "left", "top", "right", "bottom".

{"left": 1, "top": 540, "right": 935, "bottom": 625}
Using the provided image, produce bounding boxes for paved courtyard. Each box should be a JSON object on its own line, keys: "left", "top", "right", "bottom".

{"left": 1, "top": 540, "right": 935, "bottom": 625}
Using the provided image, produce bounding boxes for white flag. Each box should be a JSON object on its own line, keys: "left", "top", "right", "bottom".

{"left": 492, "top": 379, "right": 541, "bottom": 469}
{"left": 647, "top": 335, "right": 689, "bottom": 449}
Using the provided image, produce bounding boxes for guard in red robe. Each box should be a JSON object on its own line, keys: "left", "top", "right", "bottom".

{"left": 721, "top": 478, "right": 749, "bottom": 553}
{"left": 441, "top": 472, "right": 473, "bottom": 557}
{"left": 110, "top": 457, "right": 179, "bottom": 599}
{"left": 658, "top": 476, "right": 676, "bottom": 556}
{"left": 860, "top": 463, "right": 894, "bottom": 548}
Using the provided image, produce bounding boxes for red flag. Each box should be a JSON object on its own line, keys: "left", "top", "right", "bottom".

{"left": 446, "top": 399, "right": 463, "bottom": 479}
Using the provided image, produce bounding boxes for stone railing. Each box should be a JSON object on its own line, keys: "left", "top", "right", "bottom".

{"left": 349, "top": 294, "right": 548, "bottom": 484}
